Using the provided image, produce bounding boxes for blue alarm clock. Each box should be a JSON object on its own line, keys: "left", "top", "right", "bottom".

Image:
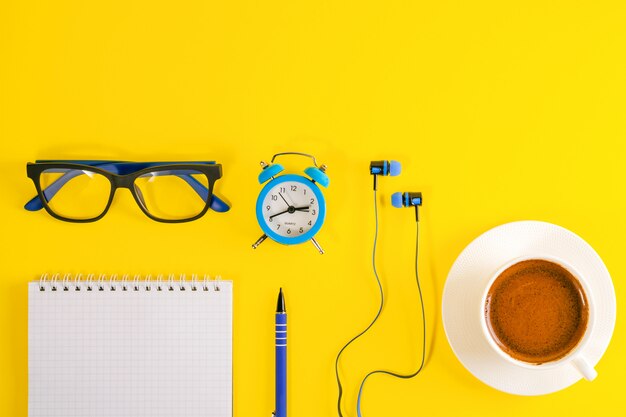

{"left": 252, "top": 152, "right": 329, "bottom": 254}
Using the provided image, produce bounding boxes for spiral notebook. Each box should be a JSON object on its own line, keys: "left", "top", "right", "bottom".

{"left": 28, "top": 274, "right": 233, "bottom": 417}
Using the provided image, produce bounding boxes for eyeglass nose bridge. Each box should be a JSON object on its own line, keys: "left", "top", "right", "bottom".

{"left": 111, "top": 175, "right": 137, "bottom": 190}
{"left": 109, "top": 175, "right": 150, "bottom": 209}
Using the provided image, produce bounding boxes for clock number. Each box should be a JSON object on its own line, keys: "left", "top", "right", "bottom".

{"left": 280, "top": 187, "right": 286, "bottom": 193}
{"left": 266, "top": 205, "right": 271, "bottom": 211}
{"left": 299, "top": 227, "right": 304, "bottom": 234}
{"left": 271, "top": 195, "right": 278, "bottom": 201}
{"left": 308, "top": 220, "right": 312, "bottom": 226}
{"left": 269, "top": 217, "right": 273, "bottom": 222}
{"left": 303, "top": 189, "right": 307, "bottom": 195}
{"left": 310, "top": 198, "right": 315, "bottom": 204}
{"left": 291, "top": 185, "right": 297, "bottom": 192}
{"left": 311, "top": 209, "right": 316, "bottom": 215}
{"left": 277, "top": 224, "right": 280, "bottom": 229}
{"left": 287, "top": 228, "right": 291, "bottom": 234}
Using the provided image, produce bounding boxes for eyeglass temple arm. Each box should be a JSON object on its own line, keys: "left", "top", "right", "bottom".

{"left": 33, "top": 160, "right": 217, "bottom": 167}
{"left": 24, "top": 165, "right": 230, "bottom": 213}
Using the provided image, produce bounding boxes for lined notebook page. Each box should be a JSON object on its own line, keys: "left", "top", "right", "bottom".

{"left": 28, "top": 280, "right": 232, "bottom": 417}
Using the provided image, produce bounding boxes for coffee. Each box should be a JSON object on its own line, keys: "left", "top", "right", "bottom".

{"left": 485, "top": 259, "right": 589, "bottom": 364}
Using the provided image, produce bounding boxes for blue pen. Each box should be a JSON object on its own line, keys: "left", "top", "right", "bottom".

{"left": 273, "top": 288, "right": 287, "bottom": 417}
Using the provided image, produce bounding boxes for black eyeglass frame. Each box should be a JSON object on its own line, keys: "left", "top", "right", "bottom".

{"left": 26, "top": 162, "right": 223, "bottom": 223}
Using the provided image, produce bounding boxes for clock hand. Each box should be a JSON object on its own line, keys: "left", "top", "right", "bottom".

{"left": 269, "top": 206, "right": 309, "bottom": 220}
{"left": 269, "top": 209, "right": 290, "bottom": 220}
{"left": 278, "top": 193, "right": 290, "bottom": 208}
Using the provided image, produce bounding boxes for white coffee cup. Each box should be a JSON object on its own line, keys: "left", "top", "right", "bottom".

{"left": 480, "top": 255, "right": 597, "bottom": 380}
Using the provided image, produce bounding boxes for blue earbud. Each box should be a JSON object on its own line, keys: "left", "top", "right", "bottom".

{"left": 388, "top": 161, "right": 401, "bottom": 176}
{"left": 370, "top": 160, "right": 401, "bottom": 176}
{"left": 391, "top": 192, "right": 423, "bottom": 221}
{"left": 391, "top": 192, "right": 422, "bottom": 208}
{"left": 370, "top": 160, "right": 401, "bottom": 190}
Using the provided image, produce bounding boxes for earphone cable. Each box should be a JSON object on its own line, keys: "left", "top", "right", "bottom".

{"left": 355, "top": 219, "right": 425, "bottom": 417}
{"left": 335, "top": 191, "right": 426, "bottom": 417}
{"left": 335, "top": 190, "right": 385, "bottom": 417}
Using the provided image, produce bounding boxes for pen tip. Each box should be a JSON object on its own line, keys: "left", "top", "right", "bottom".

{"left": 276, "top": 288, "right": 286, "bottom": 313}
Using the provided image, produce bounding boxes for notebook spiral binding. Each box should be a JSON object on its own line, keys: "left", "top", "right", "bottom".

{"left": 38, "top": 273, "right": 222, "bottom": 292}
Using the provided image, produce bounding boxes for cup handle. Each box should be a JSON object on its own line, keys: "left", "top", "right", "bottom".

{"left": 572, "top": 356, "right": 597, "bottom": 381}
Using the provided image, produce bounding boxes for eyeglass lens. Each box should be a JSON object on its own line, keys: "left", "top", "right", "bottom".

{"left": 40, "top": 168, "right": 111, "bottom": 220}
{"left": 133, "top": 169, "right": 210, "bottom": 221}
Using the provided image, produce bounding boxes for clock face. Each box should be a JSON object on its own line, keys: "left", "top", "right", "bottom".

{"left": 259, "top": 178, "right": 322, "bottom": 240}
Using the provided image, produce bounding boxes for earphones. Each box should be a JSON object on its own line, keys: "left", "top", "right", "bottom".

{"left": 392, "top": 191, "right": 423, "bottom": 221}
{"left": 335, "top": 160, "right": 426, "bottom": 417}
{"left": 369, "top": 160, "right": 401, "bottom": 190}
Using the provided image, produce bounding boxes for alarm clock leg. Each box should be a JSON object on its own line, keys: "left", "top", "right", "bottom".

{"left": 311, "top": 237, "right": 324, "bottom": 254}
{"left": 252, "top": 234, "right": 268, "bottom": 249}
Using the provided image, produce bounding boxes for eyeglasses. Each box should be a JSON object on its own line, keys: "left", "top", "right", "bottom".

{"left": 25, "top": 160, "right": 229, "bottom": 223}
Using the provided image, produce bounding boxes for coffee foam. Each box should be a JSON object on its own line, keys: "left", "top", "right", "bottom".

{"left": 485, "top": 259, "right": 589, "bottom": 364}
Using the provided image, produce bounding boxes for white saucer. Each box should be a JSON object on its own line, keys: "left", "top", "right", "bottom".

{"left": 442, "top": 221, "right": 616, "bottom": 395}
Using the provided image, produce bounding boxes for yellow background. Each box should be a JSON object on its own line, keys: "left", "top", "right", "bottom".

{"left": 1, "top": 1, "right": 625, "bottom": 416}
